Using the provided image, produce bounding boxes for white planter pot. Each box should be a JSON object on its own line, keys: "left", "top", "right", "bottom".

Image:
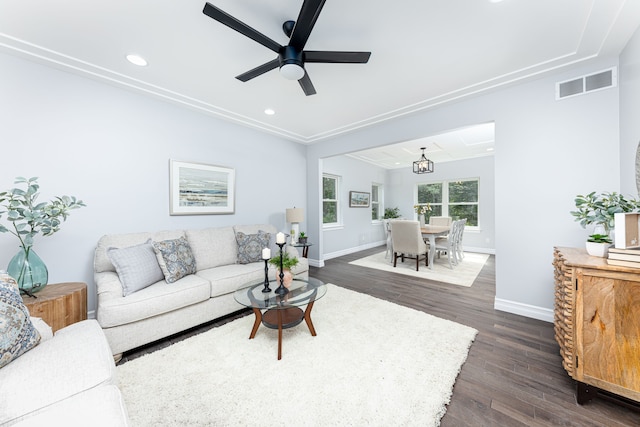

{"left": 585, "top": 241, "right": 611, "bottom": 257}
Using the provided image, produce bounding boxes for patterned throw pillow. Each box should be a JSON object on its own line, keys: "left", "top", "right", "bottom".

{"left": 236, "top": 231, "right": 270, "bottom": 264}
{"left": 152, "top": 236, "right": 197, "bottom": 283}
{"left": 107, "top": 240, "right": 165, "bottom": 296}
{"left": 0, "top": 272, "right": 41, "bottom": 368}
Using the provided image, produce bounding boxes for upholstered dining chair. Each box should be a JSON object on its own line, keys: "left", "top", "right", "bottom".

{"left": 391, "top": 220, "right": 429, "bottom": 271}
{"left": 429, "top": 216, "right": 452, "bottom": 226}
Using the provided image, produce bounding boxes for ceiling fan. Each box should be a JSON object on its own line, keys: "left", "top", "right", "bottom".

{"left": 202, "top": 0, "right": 371, "bottom": 96}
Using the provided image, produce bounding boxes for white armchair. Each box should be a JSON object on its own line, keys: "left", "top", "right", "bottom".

{"left": 391, "top": 220, "right": 429, "bottom": 271}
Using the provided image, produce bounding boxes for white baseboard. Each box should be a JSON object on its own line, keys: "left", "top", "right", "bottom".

{"left": 494, "top": 298, "right": 553, "bottom": 323}
{"left": 323, "top": 241, "right": 386, "bottom": 261}
{"left": 88, "top": 310, "right": 96, "bottom": 320}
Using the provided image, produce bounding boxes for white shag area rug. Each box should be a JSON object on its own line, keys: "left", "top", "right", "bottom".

{"left": 348, "top": 251, "right": 490, "bottom": 287}
{"left": 117, "top": 284, "right": 477, "bottom": 426}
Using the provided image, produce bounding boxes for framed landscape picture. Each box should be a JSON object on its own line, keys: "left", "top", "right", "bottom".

{"left": 349, "top": 191, "right": 370, "bottom": 208}
{"left": 169, "top": 160, "right": 235, "bottom": 215}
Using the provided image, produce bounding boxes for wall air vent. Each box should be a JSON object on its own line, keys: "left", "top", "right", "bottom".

{"left": 556, "top": 67, "right": 617, "bottom": 100}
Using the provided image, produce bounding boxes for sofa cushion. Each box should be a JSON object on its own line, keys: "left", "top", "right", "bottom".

{"left": 185, "top": 226, "right": 237, "bottom": 270}
{"left": 0, "top": 320, "right": 115, "bottom": 425}
{"left": 196, "top": 263, "right": 264, "bottom": 298}
{"left": 0, "top": 273, "right": 41, "bottom": 369}
{"left": 235, "top": 230, "right": 270, "bottom": 264}
{"left": 97, "top": 274, "right": 211, "bottom": 328}
{"left": 152, "top": 236, "right": 197, "bottom": 283}
{"left": 107, "top": 241, "right": 164, "bottom": 296}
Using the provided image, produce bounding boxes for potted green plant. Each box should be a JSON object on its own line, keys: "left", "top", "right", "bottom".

{"left": 0, "top": 177, "right": 85, "bottom": 294}
{"left": 383, "top": 207, "right": 401, "bottom": 219}
{"left": 269, "top": 250, "right": 299, "bottom": 288}
{"left": 298, "top": 231, "right": 308, "bottom": 244}
{"left": 586, "top": 233, "right": 613, "bottom": 257}
{"left": 570, "top": 191, "right": 639, "bottom": 257}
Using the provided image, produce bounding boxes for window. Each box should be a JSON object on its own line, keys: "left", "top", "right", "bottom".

{"left": 416, "top": 178, "right": 479, "bottom": 226}
{"left": 371, "top": 183, "right": 383, "bottom": 221}
{"left": 323, "top": 174, "right": 340, "bottom": 225}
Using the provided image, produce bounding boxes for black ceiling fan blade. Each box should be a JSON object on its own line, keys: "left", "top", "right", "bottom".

{"left": 298, "top": 71, "right": 317, "bottom": 96}
{"left": 203, "top": 2, "right": 282, "bottom": 53}
{"left": 235, "top": 58, "right": 280, "bottom": 82}
{"left": 289, "top": 0, "right": 326, "bottom": 51}
{"left": 304, "top": 51, "right": 371, "bottom": 64}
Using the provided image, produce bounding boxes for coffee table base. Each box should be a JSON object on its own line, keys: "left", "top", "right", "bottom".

{"left": 248, "top": 302, "right": 318, "bottom": 360}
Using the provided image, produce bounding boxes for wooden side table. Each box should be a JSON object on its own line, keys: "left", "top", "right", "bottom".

{"left": 22, "top": 282, "right": 87, "bottom": 333}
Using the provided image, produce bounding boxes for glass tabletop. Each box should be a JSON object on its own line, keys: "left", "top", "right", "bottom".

{"left": 234, "top": 277, "right": 326, "bottom": 310}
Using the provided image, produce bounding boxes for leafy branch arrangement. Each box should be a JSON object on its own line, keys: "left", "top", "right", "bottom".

{"left": 268, "top": 250, "right": 299, "bottom": 270}
{"left": 0, "top": 177, "right": 86, "bottom": 250}
{"left": 570, "top": 191, "right": 640, "bottom": 234}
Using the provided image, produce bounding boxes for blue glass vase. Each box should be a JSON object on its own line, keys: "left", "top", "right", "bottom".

{"left": 7, "top": 247, "right": 48, "bottom": 294}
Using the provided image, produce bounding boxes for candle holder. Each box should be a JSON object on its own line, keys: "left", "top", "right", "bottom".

{"left": 274, "top": 242, "right": 289, "bottom": 295}
{"left": 262, "top": 258, "right": 271, "bottom": 293}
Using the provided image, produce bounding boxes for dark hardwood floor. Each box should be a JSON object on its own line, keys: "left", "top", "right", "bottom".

{"left": 120, "top": 246, "right": 640, "bottom": 426}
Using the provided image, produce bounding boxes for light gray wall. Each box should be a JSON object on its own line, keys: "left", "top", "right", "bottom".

{"left": 321, "top": 155, "right": 387, "bottom": 257}
{"left": 385, "top": 155, "right": 495, "bottom": 252}
{"left": 0, "top": 53, "right": 306, "bottom": 315}
{"left": 307, "top": 56, "right": 621, "bottom": 321}
{"left": 620, "top": 26, "right": 640, "bottom": 196}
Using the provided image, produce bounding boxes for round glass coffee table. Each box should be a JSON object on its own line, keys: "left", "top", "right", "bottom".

{"left": 234, "top": 277, "right": 326, "bottom": 360}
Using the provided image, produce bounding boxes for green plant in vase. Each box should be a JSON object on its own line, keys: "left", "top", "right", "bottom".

{"left": 0, "top": 177, "right": 85, "bottom": 295}
{"left": 570, "top": 191, "right": 640, "bottom": 237}
{"left": 298, "top": 231, "right": 307, "bottom": 244}
{"left": 268, "top": 250, "right": 299, "bottom": 288}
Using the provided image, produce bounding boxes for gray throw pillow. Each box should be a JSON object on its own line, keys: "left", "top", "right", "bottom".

{"left": 107, "top": 241, "right": 165, "bottom": 296}
{"left": 152, "top": 236, "right": 197, "bottom": 283}
{"left": 236, "top": 231, "right": 270, "bottom": 264}
{"left": 0, "top": 272, "right": 41, "bottom": 368}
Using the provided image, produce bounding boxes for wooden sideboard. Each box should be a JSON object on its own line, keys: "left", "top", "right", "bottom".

{"left": 22, "top": 282, "right": 87, "bottom": 333}
{"left": 553, "top": 247, "right": 640, "bottom": 404}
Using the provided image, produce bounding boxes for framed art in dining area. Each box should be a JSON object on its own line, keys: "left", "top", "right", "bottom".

{"left": 169, "top": 160, "right": 235, "bottom": 215}
{"left": 349, "top": 191, "right": 370, "bottom": 208}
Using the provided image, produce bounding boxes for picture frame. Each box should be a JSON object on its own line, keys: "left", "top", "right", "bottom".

{"left": 169, "top": 160, "right": 235, "bottom": 215}
{"left": 349, "top": 191, "right": 370, "bottom": 208}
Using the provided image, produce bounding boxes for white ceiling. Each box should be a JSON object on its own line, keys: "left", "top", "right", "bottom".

{"left": 1, "top": 0, "right": 639, "bottom": 161}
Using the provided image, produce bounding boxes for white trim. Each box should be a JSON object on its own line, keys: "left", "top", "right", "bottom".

{"left": 494, "top": 298, "right": 553, "bottom": 323}
{"left": 88, "top": 310, "right": 96, "bottom": 320}
{"left": 324, "top": 241, "right": 386, "bottom": 260}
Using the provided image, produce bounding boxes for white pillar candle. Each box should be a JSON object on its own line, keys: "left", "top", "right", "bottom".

{"left": 262, "top": 248, "right": 271, "bottom": 259}
{"left": 276, "top": 232, "right": 285, "bottom": 244}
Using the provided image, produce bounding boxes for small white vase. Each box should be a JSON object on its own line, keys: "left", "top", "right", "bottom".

{"left": 585, "top": 241, "right": 611, "bottom": 257}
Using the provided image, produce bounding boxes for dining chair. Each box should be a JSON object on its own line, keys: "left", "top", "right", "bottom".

{"left": 454, "top": 218, "right": 467, "bottom": 262}
{"left": 383, "top": 219, "right": 393, "bottom": 259}
{"left": 390, "top": 220, "right": 429, "bottom": 271}
{"left": 429, "top": 216, "right": 452, "bottom": 226}
{"left": 433, "top": 220, "right": 462, "bottom": 269}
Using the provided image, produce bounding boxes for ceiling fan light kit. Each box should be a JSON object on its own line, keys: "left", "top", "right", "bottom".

{"left": 202, "top": 0, "right": 371, "bottom": 95}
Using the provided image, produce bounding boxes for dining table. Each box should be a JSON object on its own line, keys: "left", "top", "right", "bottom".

{"left": 421, "top": 225, "right": 451, "bottom": 269}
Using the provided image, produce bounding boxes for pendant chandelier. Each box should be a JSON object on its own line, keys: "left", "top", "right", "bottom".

{"left": 413, "top": 147, "right": 434, "bottom": 174}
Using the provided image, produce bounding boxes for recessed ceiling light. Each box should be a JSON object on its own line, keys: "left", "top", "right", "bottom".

{"left": 126, "top": 54, "right": 148, "bottom": 67}
{"left": 489, "top": 0, "right": 505, "bottom": 3}
{"left": 264, "top": 108, "right": 275, "bottom": 115}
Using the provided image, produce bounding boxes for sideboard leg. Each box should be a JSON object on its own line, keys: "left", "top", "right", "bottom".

{"left": 576, "top": 381, "right": 596, "bottom": 405}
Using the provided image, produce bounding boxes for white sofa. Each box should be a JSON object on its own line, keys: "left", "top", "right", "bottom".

{"left": 94, "top": 224, "right": 309, "bottom": 358}
{"left": 0, "top": 319, "right": 129, "bottom": 426}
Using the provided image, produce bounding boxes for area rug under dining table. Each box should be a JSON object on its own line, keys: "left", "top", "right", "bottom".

{"left": 349, "top": 251, "right": 490, "bottom": 287}
{"left": 117, "top": 284, "right": 477, "bottom": 426}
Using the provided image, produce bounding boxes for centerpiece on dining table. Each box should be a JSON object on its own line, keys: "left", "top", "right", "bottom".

{"left": 413, "top": 203, "right": 431, "bottom": 227}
